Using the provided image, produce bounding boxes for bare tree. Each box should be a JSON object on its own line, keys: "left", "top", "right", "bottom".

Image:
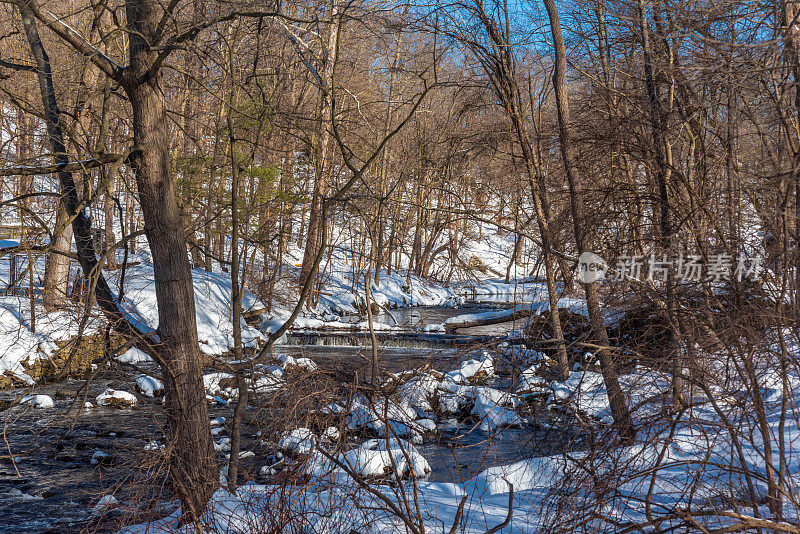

{"left": 17, "top": 0, "right": 219, "bottom": 519}
{"left": 543, "top": 0, "right": 635, "bottom": 441}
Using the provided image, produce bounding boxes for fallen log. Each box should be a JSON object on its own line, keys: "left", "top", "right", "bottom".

{"left": 443, "top": 304, "right": 537, "bottom": 332}
{"left": 443, "top": 298, "right": 591, "bottom": 332}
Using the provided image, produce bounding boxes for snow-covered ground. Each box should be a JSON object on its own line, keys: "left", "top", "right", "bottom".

{"left": 0, "top": 295, "right": 103, "bottom": 384}
{"left": 0, "top": 215, "right": 544, "bottom": 383}
{"left": 113, "top": 330, "right": 800, "bottom": 533}
{"left": 8, "top": 216, "right": 797, "bottom": 533}
{"left": 114, "top": 261, "right": 267, "bottom": 356}
{"left": 0, "top": 258, "right": 270, "bottom": 384}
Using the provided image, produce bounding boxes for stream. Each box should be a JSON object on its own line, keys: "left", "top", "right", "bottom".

{"left": 0, "top": 298, "right": 581, "bottom": 532}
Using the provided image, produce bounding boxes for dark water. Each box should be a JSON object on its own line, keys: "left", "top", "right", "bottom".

{"left": 0, "top": 392, "right": 156, "bottom": 533}
{"left": 0, "top": 367, "right": 260, "bottom": 533}
{"left": 420, "top": 416, "right": 581, "bottom": 484}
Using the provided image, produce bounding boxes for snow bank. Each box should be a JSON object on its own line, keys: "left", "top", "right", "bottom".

{"left": 0, "top": 256, "right": 271, "bottom": 385}
{"left": 0, "top": 296, "right": 102, "bottom": 385}
{"left": 316, "top": 269, "right": 460, "bottom": 315}
{"left": 120, "top": 479, "right": 529, "bottom": 534}
{"left": 466, "top": 454, "right": 581, "bottom": 496}
{"left": 113, "top": 261, "right": 266, "bottom": 356}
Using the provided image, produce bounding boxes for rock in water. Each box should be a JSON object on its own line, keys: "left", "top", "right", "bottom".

{"left": 96, "top": 388, "right": 138, "bottom": 407}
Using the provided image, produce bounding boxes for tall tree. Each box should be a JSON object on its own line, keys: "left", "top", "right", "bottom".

{"left": 19, "top": 0, "right": 217, "bottom": 519}
{"left": 635, "top": 0, "right": 683, "bottom": 408}
{"left": 460, "top": 0, "right": 571, "bottom": 381}
{"left": 781, "top": 0, "right": 800, "bottom": 306}
{"left": 298, "top": 0, "right": 340, "bottom": 306}
{"left": 543, "top": 0, "right": 635, "bottom": 441}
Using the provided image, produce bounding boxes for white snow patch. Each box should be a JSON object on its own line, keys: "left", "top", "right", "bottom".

{"left": 116, "top": 347, "right": 152, "bottom": 364}
{"left": 20, "top": 394, "right": 54, "bottom": 408}
{"left": 135, "top": 374, "right": 163, "bottom": 397}
{"left": 278, "top": 428, "right": 317, "bottom": 455}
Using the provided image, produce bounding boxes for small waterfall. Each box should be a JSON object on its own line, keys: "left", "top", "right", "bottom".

{"left": 285, "top": 331, "right": 505, "bottom": 349}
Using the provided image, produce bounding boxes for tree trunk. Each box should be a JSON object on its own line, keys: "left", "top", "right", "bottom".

{"left": 472, "top": 4, "right": 571, "bottom": 381}
{"left": 15, "top": 108, "right": 34, "bottom": 214}
{"left": 121, "top": 0, "right": 217, "bottom": 520}
{"left": 299, "top": 0, "right": 339, "bottom": 304}
{"left": 42, "top": 203, "right": 74, "bottom": 309}
{"left": 20, "top": 89, "right": 73, "bottom": 310}
{"left": 782, "top": 0, "right": 800, "bottom": 306}
{"left": 636, "top": 0, "right": 683, "bottom": 409}
{"left": 543, "top": 0, "right": 635, "bottom": 442}
{"left": 226, "top": 40, "right": 247, "bottom": 488}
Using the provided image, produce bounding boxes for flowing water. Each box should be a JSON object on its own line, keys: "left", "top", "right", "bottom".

{"left": 0, "top": 298, "right": 577, "bottom": 532}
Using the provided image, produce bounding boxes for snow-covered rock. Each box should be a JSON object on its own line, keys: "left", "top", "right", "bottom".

{"left": 90, "top": 450, "right": 110, "bottom": 465}
{"left": 341, "top": 438, "right": 431, "bottom": 479}
{"left": 469, "top": 387, "right": 523, "bottom": 431}
{"left": 135, "top": 374, "right": 164, "bottom": 397}
{"left": 210, "top": 417, "right": 226, "bottom": 427}
{"left": 20, "top": 394, "right": 54, "bottom": 409}
{"left": 278, "top": 428, "right": 317, "bottom": 455}
{"left": 347, "top": 396, "right": 420, "bottom": 441}
{"left": 214, "top": 437, "right": 231, "bottom": 452}
{"left": 116, "top": 347, "right": 152, "bottom": 364}
{"left": 444, "top": 352, "right": 494, "bottom": 384}
{"left": 397, "top": 373, "right": 439, "bottom": 412}
{"left": 203, "top": 372, "right": 236, "bottom": 398}
{"left": 144, "top": 440, "right": 164, "bottom": 452}
{"left": 516, "top": 363, "right": 547, "bottom": 393}
{"left": 277, "top": 353, "right": 318, "bottom": 372}
{"left": 91, "top": 494, "right": 118, "bottom": 515}
{"left": 96, "top": 388, "right": 138, "bottom": 407}
{"left": 321, "top": 426, "right": 340, "bottom": 442}
{"left": 550, "top": 370, "right": 609, "bottom": 420}
{"left": 251, "top": 373, "right": 282, "bottom": 394}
